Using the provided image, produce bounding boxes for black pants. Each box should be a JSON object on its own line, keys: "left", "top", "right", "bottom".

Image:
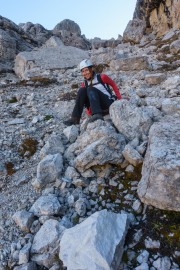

{"left": 72, "top": 87, "right": 114, "bottom": 118}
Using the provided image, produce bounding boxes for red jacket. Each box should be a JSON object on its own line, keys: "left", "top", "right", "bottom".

{"left": 82, "top": 73, "right": 122, "bottom": 115}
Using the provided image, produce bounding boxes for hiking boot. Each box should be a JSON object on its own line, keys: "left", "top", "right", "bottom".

{"left": 102, "top": 109, "right": 109, "bottom": 116}
{"left": 89, "top": 113, "right": 103, "bottom": 123}
{"left": 64, "top": 117, "right": 80, "bottom": 126}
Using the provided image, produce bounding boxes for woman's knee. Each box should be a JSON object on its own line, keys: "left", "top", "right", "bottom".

{"left": 87, "top": 87, "right": 98, "bottom": 98}
{"left": 76, "top": 87, "right": 87, "bottom": 98}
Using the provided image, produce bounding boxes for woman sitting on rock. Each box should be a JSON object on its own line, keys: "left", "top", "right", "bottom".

{"left": 64, "top": 59, "right": 122, "bottom": 126}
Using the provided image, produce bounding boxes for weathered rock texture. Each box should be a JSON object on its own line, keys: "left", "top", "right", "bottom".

{"left": 14, "top": 45, "right": 89, "bottom": 80}
{"left": 138, "top": 116, "right": 180, "bottom": 211}
{"left": 65, "top": 121, "right": 126, "bottom": 173}
{"left": 60, "top": 210, "right": 129, "bottom": 270}
{"left": 0, "top": 16, "right": 36, "bottom": 72}
{"left": 110, "top": 100, "right": 153, "bottom": 141}
{"left": 31, "top": 219, "right": 65, "bottom": 268}
{"left": 123, "top": 19, "right": 146, "bottom": 44}
{"left": 53, "top": 19, "right": 91, "bottom": 50}
{"left": 133, "top": 0, "right": 180, "bottom": 37}
{"left": 19, "top": 22, "right": 51, "bottom": 46}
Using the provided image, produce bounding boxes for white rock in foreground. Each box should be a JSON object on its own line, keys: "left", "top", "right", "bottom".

{"left": 59, "top": 209, "right": 129, "bottom": 270}
{"left": 138, "top": 116, "right": 180, "bottom": 211}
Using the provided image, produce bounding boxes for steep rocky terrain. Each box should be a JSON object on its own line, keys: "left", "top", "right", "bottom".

{"left": 0, "top": 1, "right": 180, "bottom": 270}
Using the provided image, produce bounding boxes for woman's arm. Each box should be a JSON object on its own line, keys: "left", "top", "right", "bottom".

{"left": 101, "top": 74, "right": 122, "bottom": 99}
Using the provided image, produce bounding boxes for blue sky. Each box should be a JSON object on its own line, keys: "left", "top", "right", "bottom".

{"left": 1, "top": 0, "right": 137, "bottom": 39}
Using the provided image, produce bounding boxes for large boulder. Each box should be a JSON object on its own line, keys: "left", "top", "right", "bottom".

{"left": 65, "top": 121, "right": 126, "bottom": 173}
{"left": 138, "top": 116, "right": 180, "bottom": 211}
{"left": 14, "top": 45, "right": 89, "bottom": 80}
{"left": 109, "top": 100, "right": 153, "bottom": 141}
{"left": 59, "top": 209, "right": 129, "bottom": 270}
{"left": 110, "top": 56, "right": 150, "bottom": 71}
{"left": 123, "top": 19, "right": 146, "bottom": 44}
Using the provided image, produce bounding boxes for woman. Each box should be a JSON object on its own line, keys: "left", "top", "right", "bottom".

{"left": 64, "top": 59, "right": 122, "bottom": 126}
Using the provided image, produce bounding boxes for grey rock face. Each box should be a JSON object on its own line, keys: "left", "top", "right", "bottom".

{"left": 53, "top": 19, "right": 81, "bottom": 36}
{"left": 0, "top": 29, "right": 16, "bottom": 61}
{"left": 65, "top": 121, "right": 126, "bottom": 172}
{"left": 31, "top": 219, "right": 65, "bottom": 268}
{"left": 110, "top": 100, "right": 153, "bottom": 141}
{"left": 19, "top": 22, "right": 51, "bottom": 46}
{"left": 14, "top": 46, "right": 89, "bottom": 80}
{"left": 133, "top": 0, "right": 180, "bottom": 37}
{"left": 138, "top": 116, "right": 180, "bottom": 211}
{"left": 0, "top": 16, "right": 36, "bottom": 72}
{"left": 53, "top": 19, "right": 91, "bottom": 50}
{"left": 123, "top": 19, "right": 146, "bottom": 44}
{"left": 59, "top": 209, "right": 129, "bottom": 270}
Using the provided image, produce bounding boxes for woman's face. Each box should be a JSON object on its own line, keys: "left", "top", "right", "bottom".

{"left": 81, "top": 67, "right": 93, "bottom": 80}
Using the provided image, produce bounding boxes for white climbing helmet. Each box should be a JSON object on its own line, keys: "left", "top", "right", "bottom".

{"left": 79, "top": 59, "right": 93, "bottom": 70}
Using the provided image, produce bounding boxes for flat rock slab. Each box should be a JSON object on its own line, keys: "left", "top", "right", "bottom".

{"left": 138, "top": 116, "right": 180, "bottom": 211}
{"left": 14, "top": 46, "right": 89, "bottom": 79}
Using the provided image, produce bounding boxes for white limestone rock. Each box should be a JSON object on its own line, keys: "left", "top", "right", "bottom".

{"left": 59, "top": 209, "right": 129, "bottom": 270}
{"left": 63, "top": 124, "right": 79, "bottom": 143}
{"left": 65, "top": 121, "right": 126, "bottom": 173}
{"left": 122, "top": 144, "right": 143, "bottom": 166}
{"left": 153, "top": 256, "right": 171, "bottom": 270}
{"left": 110, "top": 100, "right": 153, "bottom": 141}
{"left": 138, "top": 116, "right": 180, "bottom": 211}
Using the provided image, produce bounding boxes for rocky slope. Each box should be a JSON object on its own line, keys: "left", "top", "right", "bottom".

{"left": 0, "top": 1, "right": 180, "bottom": 270}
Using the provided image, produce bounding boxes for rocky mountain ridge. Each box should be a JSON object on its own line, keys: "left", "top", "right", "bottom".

{"left": 0, "top": 0, "right": 180, "bottom": 269}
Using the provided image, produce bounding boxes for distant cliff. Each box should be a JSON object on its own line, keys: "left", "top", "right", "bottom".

{"left": 133, "top": 0, "right": 180, "bottom": 36}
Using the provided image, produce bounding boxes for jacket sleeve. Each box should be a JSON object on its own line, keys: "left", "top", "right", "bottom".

{"left": 100, "top": 74, "right": 122, "bottom": 99}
